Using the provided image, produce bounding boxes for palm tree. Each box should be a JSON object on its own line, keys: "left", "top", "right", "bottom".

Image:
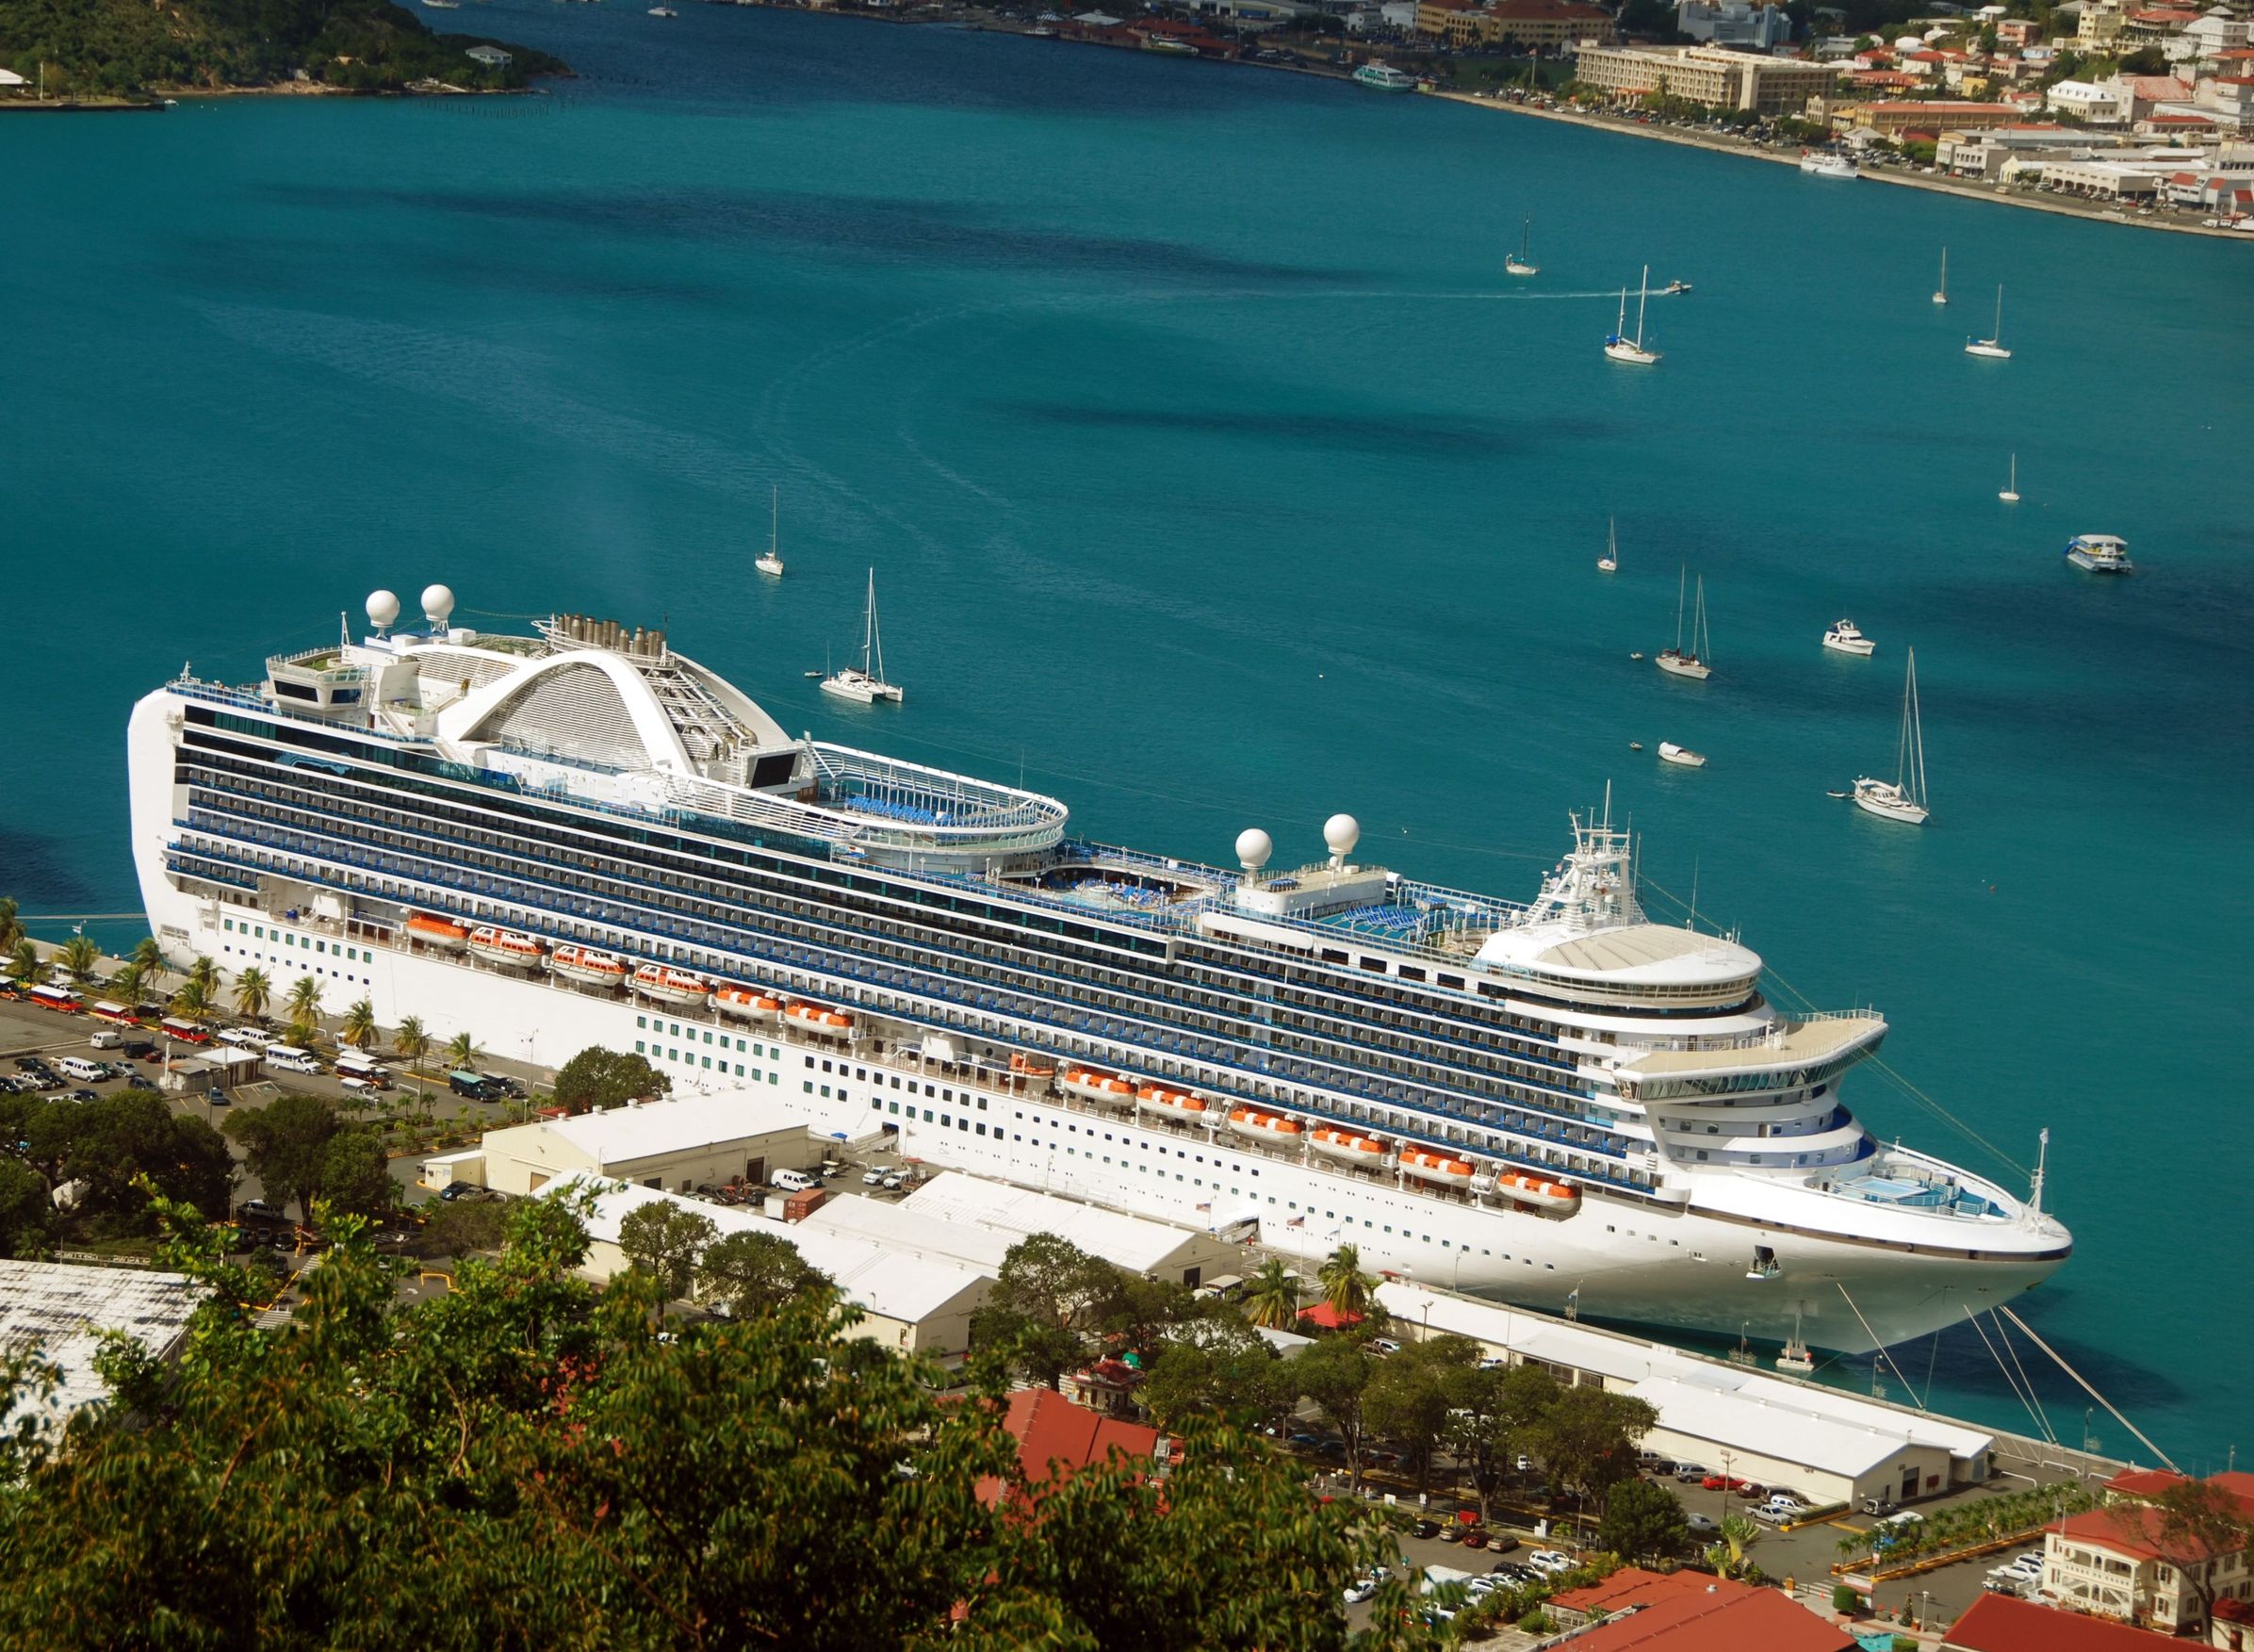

{"left": 232, "top": 967, "right": 271, "bottom": 1025}
{"left": 58, "top": 934, "right": 103, "bottom": 988}
{"left": 6, "top": 939, "right": 39, "bottom": 984}
{"left": 395, "top": 1015, "right": 431, "bottom": 1070}
{"left": 1318, "top": 1244, "right": 1378, "bottom": 1320}
{"left": 109, "top": 958, "right": 147, "bottom": 1006}
{"left": 132, "top": 937, "right": 169, "bottom": 988}
{"left": 445, "top": 1031, "right": 483, "bottom": 1072}
{"left": 1707, "top": 1513, "right": 1762, "bottom": 1580}
{"left": 340, "top": 998, "right": 378, "bottom": 1050}
{"left": 286, "top": 975, "right": 325, "bottom": 1048}
{"left": 0, "top": 898, "right": 21, "bottom": 952}
{"left": 188, "top": 956, "right": 220, "bottom": 999}
{"left": 169, "top": 976, "right": 213, "bottom": 1026}
{"left": 1243, "top": 1258, "right": 1303, "bottom": 1331}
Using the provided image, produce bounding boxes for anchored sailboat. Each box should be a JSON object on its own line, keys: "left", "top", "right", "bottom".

{"left": 1603, "top": 266, "right": 1660, "bottom": 366}
{"left": 1505, "top": 216, "right": 1539, "bottom": 278}
{"left": 2000, "top": 454, "right": 2019, "bottom": 503}
{"left": 1852, "top": 647, "right": 1930, "bottom": 826}
{"left": 820, "top": 569, "right": 905, "bottom": 704}
{"left": 1965, "top": 286, "right": 2012, "bottom": 359}
{"left": 1598, "top": 517, "right": 1618, "bottom": 574}
{"left": 1656, "top": 567, "right": 1712, "bottom": 680}
{"left": 1932, "top": 246, "right": 1949, "bottom": 306}
{"left": 756, "top": 487, "right": 786, "bottom": 578}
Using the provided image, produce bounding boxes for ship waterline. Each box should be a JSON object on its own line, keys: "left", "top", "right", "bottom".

{"left": 127, "top": 593, "right": 2070, "bottom": 1352}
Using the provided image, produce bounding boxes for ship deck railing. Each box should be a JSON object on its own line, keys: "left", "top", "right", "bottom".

{"left": 174, "top": 779, "right": 1592, "bottom": 1104}
{"left": 169, "top": 820, "right": 1642, "bottom": 1174}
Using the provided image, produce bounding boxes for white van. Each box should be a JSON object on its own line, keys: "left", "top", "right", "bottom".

{"left": 59, "top": 1056, "right": 109, "bottom": 1083}
{"left": 339, "top": 1075, "right": 378, "bottom": 1096}
{"left": 219, "top": 1028, "right": 263, "bottom": 1049}
{"left": 265, "top": 1045, "right": 324, "bottom": 1075}
{"left": 90, "top": 1029, "right": 125, "bottom": 1050}
{"left": 771, "top": 1168, "right": 818, "bottom": 1194}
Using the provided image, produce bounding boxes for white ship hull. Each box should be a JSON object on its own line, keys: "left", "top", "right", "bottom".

{"left": 1655, "top": 651, "right": 1710, "bottom": 680}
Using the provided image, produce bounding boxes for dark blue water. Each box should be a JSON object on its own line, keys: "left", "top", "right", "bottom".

{"left": 2, "top": 2, "right": 2247, "bottom": 1465}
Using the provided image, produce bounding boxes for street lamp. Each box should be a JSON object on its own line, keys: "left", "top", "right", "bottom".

{"left": 1719, "top": 1449, "right": 1737, "bottom": 1522}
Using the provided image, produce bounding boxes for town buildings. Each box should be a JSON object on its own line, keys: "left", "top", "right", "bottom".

{"left": 1546, "top": 1567, "right": 1855, "bottom": 1652}
{"left": 424, "top": 1092, "right": 818, "bottom": 1199}
{"left": 1570, "top": 42, "right": 1840, "bottom": 113}
{"left": 1674, "top": 0, "right": 1792, "bottom": 48}
{"left": 1414, "top": 0, "right": 1612, "bottom": 49}
{"left": 2038, "top": 1469, "right": 2254, "bottom": 1639}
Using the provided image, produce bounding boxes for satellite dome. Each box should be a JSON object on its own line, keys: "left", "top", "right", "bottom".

{"left": 1234, "top": 828, "right": 1273, "bottom": 875}
{"left": 1323, "top": 813, "right": 1362, "bottom": 863}
{"left": 366, "top": 589, "right": 401, "bottom": 631}
{"left": 420, "top": 584, "right": 457, "bottom": 628}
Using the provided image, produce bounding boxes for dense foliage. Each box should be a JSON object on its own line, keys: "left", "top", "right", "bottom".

{"left": 0, "top": 0, "right": 565, "bottom": 98}
{"left": 0, "top": 1088, "right": 232, "bottom": 1252}
{"left": 554, "top": 1046, "right": 673, "bottom": 1117}
{"left": 0, "top": 1195, "right": 1437, "bottom": 1651}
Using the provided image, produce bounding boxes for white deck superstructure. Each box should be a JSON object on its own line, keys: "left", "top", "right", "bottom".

{"left": 126, "top": 588, "right": 2072, "bottom": 1354}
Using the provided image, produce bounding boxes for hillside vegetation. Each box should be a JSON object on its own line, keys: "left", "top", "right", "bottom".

{"left": 1, "top": 0, "right": 566, "bottom": 97}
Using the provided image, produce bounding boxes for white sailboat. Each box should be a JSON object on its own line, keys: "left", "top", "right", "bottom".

{"left": 1852, "top": 648, "right": 1929, "bottom": 826}
{"left": 1656, "top": 567, "right": 1711, "bottom": 680}
{"left": 1932, "top": 247, "right": 1949, "bottom": 306}
{"left": 1999, "top": 454, "right": 2019, "bottom": 504}
{"left": 1505, "top": 216, "right": 1539, "bottom": 278}
{"left": 1603, "top": 267, "right": 1660, "bottom": 366}
{"left": 1598, "top": 517, "right": 1618, "bottom": 574}
{"left": 756, "top": 486, "right": 786, "bottom": 577}
{"left": 820, "top": 569, "right": 905, "bottom": 704}
{"left": 1965, "top": 286, "right": 2012, "bottom": 359}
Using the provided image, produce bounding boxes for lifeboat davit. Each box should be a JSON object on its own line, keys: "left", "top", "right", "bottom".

{"left": 1399, "top": 1148, "right": 1477, "bottom": 1188}
{"left": 1310, "top": 1126, "right": 1387, "bottom": 1165}
{"left": 1062, "top": 1068, "right": 1136, "bottom": 1105}
{"left": 551, "top": 944, "right": 627, "bottom": 990}
{"left": 1228, "top": 1105, "right": 1305, "bottom": 1145}
{"left": 1498, "top": 1171, "right": 1580, "bottom": 1209}
{"left": 632, "top": 964, "right": 712, "bottom": 1006}
{"left": 712, "top": 985, "right": 783, "bottom": 1022}
{"left": 783, "top": 1002, "right": 854, "bottom": 1039}
{"left": 1135, "top": 1084, "right": 1209, "bottom": 1121}
{"left": 406, "top": 913, "right": 470, "bottom": 952}
{"left": 467, "top": 925, "right": 545, "bottom": 971}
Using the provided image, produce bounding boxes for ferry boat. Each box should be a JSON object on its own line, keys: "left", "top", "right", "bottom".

{"left": 1353, "top": 62, "right": 1417, "bottom": 91}
{"left": 2066, "top": 533, "right": 2132, "bottom": 574}
{"left": 125, "top": 584, "right": 2073, "bottom": 1353}
{"left": 1822, "top": 619, "right": 1875, "bottom": 657}
{"left": 1799, "top": 150, "right": 1858, "bottom": 180}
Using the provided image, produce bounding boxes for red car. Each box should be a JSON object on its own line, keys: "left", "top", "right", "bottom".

{"left": 1701, "top": 1474, "right": 1754, "bottom": 1493}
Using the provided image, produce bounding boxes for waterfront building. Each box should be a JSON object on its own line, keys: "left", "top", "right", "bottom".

{"left": 430, "top": 1093, "right": 820, "bottom": 1198}
{"left": 1847, "top": 97, "right": 2033, "bottom": 133}
{"left": 1570, "top": 42, "right": 1840, "bottom": 114}
{"left": 1942, "top": 1593, "right": 2190, "bottom": 1652}
{"left": 1936, "top": 123, "right": 2109, "bottom": 179}
{"left": 1414, "top": 0, "right": 1483, "bottom": 43}
{"left": 2038, "top": 1469, "right": 2254, "bottom": 1636}
{"left": 128, "top": 593, "right": 2072, "bottom": 1355}
{"left": 1416, "top": 0, "right": 1612, "bottom": 45}
{"left": 1674, "top": 0, "right": 1793, "bottom": 49}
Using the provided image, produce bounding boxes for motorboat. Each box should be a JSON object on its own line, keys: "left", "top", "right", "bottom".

{"left": 1657, "top": 742, "right": 1707, "bottom": 768}
{"left": 467, "top": 925, "right": 544, "bottom": 971}
{"left": 1135, "top": 1084, "right": 1209, "bottom": 1121}
{"left": 1799, "top": 150, "right": 1858, "bottom": 179}
{"left": 1228, "top": 1105, "right": 1305, "bottom": 1146}
{"left": 1062, "top": 1068, "right": 1136, "bottom": 1105}
{"left": 1965, "top": 286, "right": 2012, "bottom": 359}
{"left": 1661, "top": 279, "right": 1692, "bottom": 295}
{"left": 1603, "top": 267, "right": 1660, "bottom": 366}
{"left": 1656, "top": 568, "right": 1712, "bottom": 679}
{"left": 1823, "top": 619, "right": 1875, "bottom": 657}
{"left": 1310, "top": 1126, "right": 1387, "bottom": 1166}
{"left": 1353, "top": 61, "right": 1417, "bottom": 90}
{"left": 550, "top": 944, "right": 627, "bottom": 990}
{"left": 1399, "top": 1148, "right": 1475, "bottom": 1187}
{"left": 406, "top": 913, "right": 469, "bottom": 952}
{"left": 713, "top": 985, "right": 783, "bottom": 1022}
{"left": 1852, "top": 648, "right": 1931, "bottom": 826}
{"left": 783, "top": 1002, "right": 854, "bottom": 1038}
{"left": 2066, "top": 533, "right": 2132, "bottom": 574}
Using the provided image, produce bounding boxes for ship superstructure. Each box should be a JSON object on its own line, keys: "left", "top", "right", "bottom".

{"left": 127, "top": 587, "right": 2072, "bottom": 1352}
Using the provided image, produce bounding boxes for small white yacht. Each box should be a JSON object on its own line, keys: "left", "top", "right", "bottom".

{"left": 1799, "top": 150, "right": 1859, "bottom": 180}
{"left": 1823, "top": 619, "right": 1875, "bottom": 657}
{"left": 1603, "top": 268, "right": 1660, "bottom": 367}
{"left": 1965, "top": 286, "right": 2012, "bottom": 359}
{"left": 1661, "top": 278, "right": 1692, "bottom": 296}
{"left": 756, "top": 487, "right": 786, "bottom": 578}
{"left": 1999, "top": 454, "right": 2020, "bottom": 504}
{"left": 1852, "top": 648, "right": 1930, "bottom": 826}
{"left": 2066, "top": 533, "right": 2132, "bottom": 574}
{"left": 1598, "top": 517, "right": 1618, "bottom": 574}
{"left": 1657, "top": 742, "right": 1707, "bottom": 768}
{"left": 1505, "top": 216, "right": 1539, "bottom": 278}
{"left": 1656, "top": 567, "right": 1712, "bottom": 680}
{"left": 821, "top": 570, "right": 905, "bottom": 704}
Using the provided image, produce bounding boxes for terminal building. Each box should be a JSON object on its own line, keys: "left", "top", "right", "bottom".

{"left": 422, "top": 1094, "right": 820, "bottom": 1199}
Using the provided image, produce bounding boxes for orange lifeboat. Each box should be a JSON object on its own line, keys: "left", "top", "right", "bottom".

{"left": 406, "top": 913, "right": 469, "bottom": 952}
{"left": 1398, "top": 1148, "right": 1477, "bottom": 1188}
{"left": 1310, "top": 1126, "right": 1387, "bottom": 1166}
{"left": 1498, "top": 1171, "right": 1580, "bottom": 1209}
{"left": 783, "top": 1002, "right": 854, "bottom": 1039}
{"left": 1228, "top": 1105, "right": 1305, "bottom": 1145}
{"left": 467, "top": 925, "right": 544, "bottom": 971}
{"left": 1062, "top": 1068, "right": 1136, "bottom": 1105}
{"left": 1135, "top": 1084, "right": 1209, "bottom": 1120}
{"left": 632, "top": 964, "right": 712, "bottom": 1006}
{"left": 712, "top": 985, "right": 784, "bottom": 1022}
{"left": 551, "top": 944, "right": 627, "bottom": 990}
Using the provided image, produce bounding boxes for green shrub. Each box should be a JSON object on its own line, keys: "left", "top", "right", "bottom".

{"left": 1833, "top": 1584, "right": 1860, "bottom": 1613}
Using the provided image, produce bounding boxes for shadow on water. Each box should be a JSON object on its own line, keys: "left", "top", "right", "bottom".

{"left": 0, "top": 826, "right": 106, "bottom": 913}
{"left": 997, "top": 401, "right": 1618, "bottom": 459}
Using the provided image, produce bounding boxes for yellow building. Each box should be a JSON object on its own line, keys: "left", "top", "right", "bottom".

{"left": 1415, "top": 0, "right": 1485, "bottom": 44}
{"left": 1571, "top": 43, "right": 1839, "bottom": 114}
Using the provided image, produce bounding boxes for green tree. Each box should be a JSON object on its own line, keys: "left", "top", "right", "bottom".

{"left": 231, "top": 966, "right": 271, "bottom": 1024}
{"left": 130, "top": 936, "right": 168, "bottom": 984}
{"left": 697, "top": 1229, "right": 833, "bottom": 1318}
{"left": 615, "top": 1199, "right": 715, "bottom": 1301}
{"left": 971, "top": 1233, "right": 1123, "bottom": 1390}
{"left": 339, "top": 998, "right": 378, "bottom": 1051}
{"left": 0, "top": 1159, "right": 55, "bottom": 1258}
{"left": 418, "top": 1197, "right": 507, "bottom": 1257}
{"left": 1364, "top": 1334, "right": 1478, "bottom": 1498}
{"left": 1599, "top": 1477, "right": 1690, "bottom": 1562}
{"left": 1135, "top": 1318, "right": 1288, "bottom": 1431}
{"left": 1296, "top": 1333, "right": 1379, "bottom": 1491}
{"left": 445, "top": 1030, "right": 483, "bottom": 1072}
{"left": 1444, "top": 1360, "right": 1559, "bottom": 1523}
{"left": 1536, "top": 1385, "right": 1659, "bottom": 1515}
{"left": 167, "top": 975, "right": 212, "bottom": 1026}
{"left": 57, "top": 935, "right": 102, "bottom": 987}
{"left": 285, "top": 974, "right": 324, "bottom": 1044}
{"left": 6, "top": 939, "right": 38, "bottom": 983}
{"left": 1101, "top": 1274, "right": 1198, "bottom": 1364}
{"left": 551, "top": 1045, "right": 672, "bottom": 1116}
{"left": 0, "top": 897, "right": 19, "bottom": 951}
{"left": 50, "top": 1093, "right": 233, "bottom": 1234}
{"left": 222, "top": 1092, "right": 342, "bottom": 1224}
{"left": 1243, "top": 1258, "right": 1303, "bottom": 1330}
{"left": 1706, "top": 1512, "right": 1762, "bottom": 1580}
{"left": 2143, "top": 1478, "right": 2254, "bottom": 1626}
{"left": 394, "top": 1014, "right": 431, "bottom": 1068}
{"left": 107, "top": 958, "right": 147, "bottom": 1007}
{"left": 1317, "top": 1243, "right": 1378, "bottom": 1320}
{"left": 315, "top": 1127, "right": 393, "bottom": 1219}
{"left": 188, "top": 956, "right": 219, "bottom": 999}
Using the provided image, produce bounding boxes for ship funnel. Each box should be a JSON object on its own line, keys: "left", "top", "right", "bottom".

{"left": 1324, "top": 813, "right": 1361, "bottom": 869}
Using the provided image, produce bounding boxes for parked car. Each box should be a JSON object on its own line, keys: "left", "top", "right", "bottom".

{"left": 1286, "top": 1432, "right": 1320, "bottom": 1449}
{"left": 1686, "top": 1513, "right": 1720, "bottom": 1535}
{"left": 1526, "top": 1549, "right": 1576, "bottom": 1576}
{"left": 438, "top": 1183, "right": 484, "bottom": 1202}
{"left": 1701, "top": 1474, "right": 1752, "bottom": 1492}
{"left": 1342, "top": 1578, "right": 1379, "bottom": 1605}
{"left": 1483, "top": 1533, "right": 1519, "bottom": 1555}
{"left": 1368, "top": 1337, "right": 1401, "bottom": 1356}
{"left": 1491, "top": 1560, "right": 1538, "bottom": 1581}
{"left": 1674, "top": 1464, "right": 1710, "bottom": 1483}
{"left": 1411, "top": 1519, "right": 1440, "bottom": 1540}
{"left": 125, "top": 1072, "right": 158, "bottom": 1090}
{"left": 861, "top": 1168, "right": 889, "bottom": 1186}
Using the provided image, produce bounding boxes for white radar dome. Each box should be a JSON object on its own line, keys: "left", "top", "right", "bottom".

{"left": 1324, "top": 813, "right": 1362, "bottom": 862}
{"left": 366, "top": 589, "right": 401, "bottom": 631}
{"left": 421, "top": 583, "right": 457, "bottom": 628}
{"left": 1235, "top": 828, "right": 1273, "bottom": 875}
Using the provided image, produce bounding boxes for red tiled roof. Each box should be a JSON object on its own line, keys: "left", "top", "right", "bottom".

{"left": 1296, "top": 1301, "right": 1364, "bottom": 1329}
{"left": 2055, "top": 1503, "right": 2246, "bottom": 1564}
{"left": 1944, "top": 1592, "right": 2181, "bottom": 1652}
{"left": 2104, "top": 1467, "right": 2183, "bottom": 1498}
{"left": 1561, "top": 1586, "right": 1854, "bottom": 1652}
{"left": 1553, "top": 1566, "right": 1742, "bottom": 1616}
{"left": 977, "top": 1388, "right": 1160, "bottom": 1508}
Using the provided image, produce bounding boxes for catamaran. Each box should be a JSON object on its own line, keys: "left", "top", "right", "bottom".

{"left": 1505, "top": 217, "right": 1539, "bottom": 278}
{"left": 1603, "top": 268, "right": 1660, "bottom": 367}
{"left": 1598, "top": 517, "right": 1618, "bottom": 574}
{"left": 1932, "top": 247, "right": 1949, "bottom": 306}
{"left": 1852, "top": 648, "right": 1930, "bottom": 826}
{"left": 821, "top": 570, "right": 904, "bottom": 704}
{"left": 756, "top": 487, "right": 786, "bottom": 578}
{"left": 1965, "top": 286, "right": 2012, "bottom": 359}
{"left": 1656, "top": 568, "right": 1712, "bottom": 680}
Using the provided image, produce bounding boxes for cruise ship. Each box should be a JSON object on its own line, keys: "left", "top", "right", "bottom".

{"left": 127, "top": 588, "right": 2072, "bottom": 1353}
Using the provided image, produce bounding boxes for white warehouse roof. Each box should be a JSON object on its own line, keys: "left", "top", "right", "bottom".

{"left": 799, "top": 1193, "right": 1015, "bottom": 1273}
{"left": 531, "top": 1095, "right": 806, "bottom": 1169}
{"left": 0, "top": 1259, "right": 204, "bottom": 1436}
{"left": 900, "top": 1172, "right": 1217, "bottom": 1275}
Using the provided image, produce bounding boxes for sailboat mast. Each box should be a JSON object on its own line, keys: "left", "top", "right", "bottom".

{"left": 1908, "top": 649, "right": 1928, "bottom": 808}
{"left": 770, "top": 486, "right": 778, "bottom": 558}
{"left": 1636, "top": 265, "right": 1650, "bottom": 346}
{"left": 1994, "top": 285, "right": 2003, "bottom": 342}
{"left": 1694, "top": 577, "right": 1709, "bottom": 662}
{"left": 1674, "top": 566, "right": 1687, "bottom": 652}
{"left": 861, "top": 569, "right": 875, "bottom": 676}
{"left": 1938, "top": 247, "right": 1947, "bottom": 296}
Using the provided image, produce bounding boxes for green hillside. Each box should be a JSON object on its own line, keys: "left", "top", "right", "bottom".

{"left": 1, "top": 0, "right": 567, "bottom": 97}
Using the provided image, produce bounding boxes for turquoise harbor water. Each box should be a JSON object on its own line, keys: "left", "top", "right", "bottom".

{"left": 2, "top": 6, "right": 2249, "bottom": 1464}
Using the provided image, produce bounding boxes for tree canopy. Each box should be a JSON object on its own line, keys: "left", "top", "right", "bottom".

{"left": 553, "top": 1046, "right": 673, "bottom": 1117}
{"left": 615, "top": 1199, "right": 716, "bottom": 1301}
{"left": 696, "top": 1229, "right": 832, "bottom": 1318}
{"left": 2, "top": 1090, "right": 232, "bottom": 1244}
{"left": 222, "top": 1092, "right": 346, "bottom": 1224}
